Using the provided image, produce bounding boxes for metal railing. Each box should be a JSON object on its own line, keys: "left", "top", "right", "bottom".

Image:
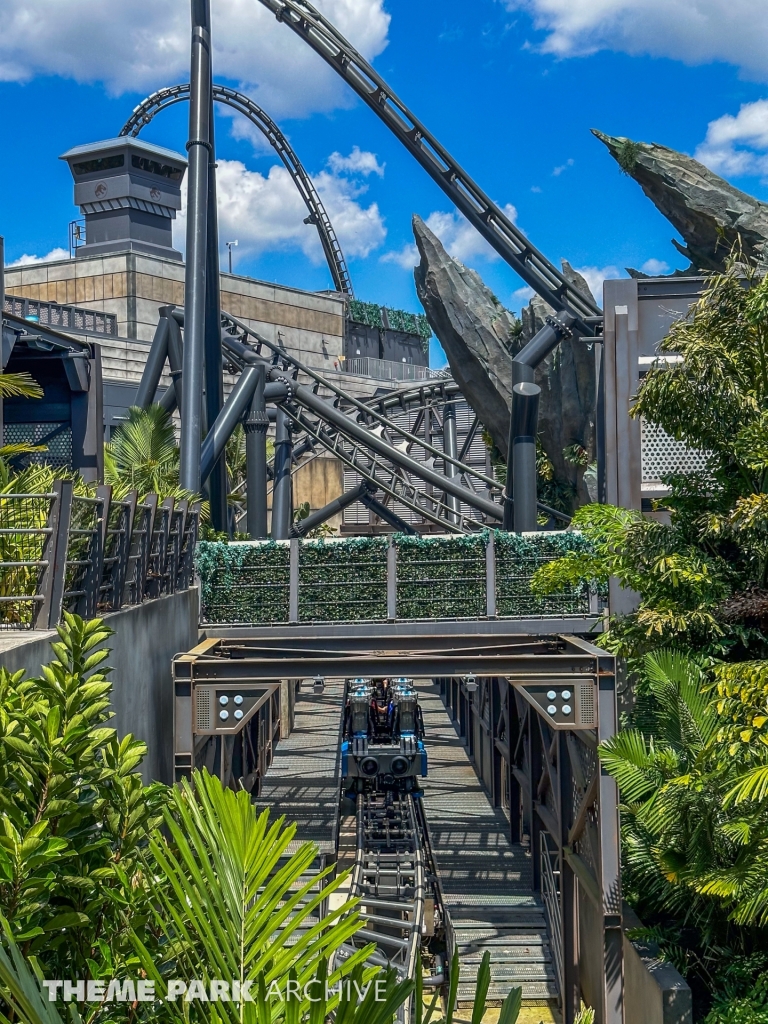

{"left": 339, "top": 356, "right": 444, "bottom": 383}
{"left": 3, "top": 296, "right": 118, "bottom": 337}
{"left": 198, "top": 533, "right": 601, "bottom": 626}
{"left": 0, "top": 481, "right": 200, "bottom": 630}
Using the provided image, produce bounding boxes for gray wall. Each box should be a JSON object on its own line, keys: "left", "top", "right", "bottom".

{"left": 0, "top": 588, "right": 199, "bottom": 784}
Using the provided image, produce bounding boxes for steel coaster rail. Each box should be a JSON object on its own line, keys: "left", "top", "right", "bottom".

{"left": 219, "top": 309, "right": 505, "bottom": 494}
{"left": 335, "top": 792, "right": 426, "bottom": 1024}
{"left": 256, "top": 0, "right": 601, "bottom": 333}
{"left": 216, "top": 309, "right": 570, "bottom": 526}
{"left": 120, "top": 83, "right": 352, "bottom": 296}
{"left": 284, "top": 406, "right": 476, "bottom": 532}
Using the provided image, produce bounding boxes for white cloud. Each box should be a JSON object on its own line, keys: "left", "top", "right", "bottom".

{"left": 640, "top": 257, "right": 670, "bottom": 275}
{"left": 511, "top": 285, "right": 535, "bottom": 306}
{"left": 503, "top": 0, "right": 768, "bottom": 83}
{"left": 694, "top": 99, "right": 768, "bottom": 178}
{"left": 382, "top": 205, "right": 519, "bottom": 269}
{"left": 552, "top": 158, "right": 574, "bottom": 176}
{"left": 572, "top": 264, "right": 622, "bottom": 302}
{"left": 175, "top": 156, "right": 386, "bottom": 266}
{"left": 0, "top": 0, "right": 390, "bottom": 118}
{"left": 328, "top": 146, "right": 385, "bottom": 177}
{"left": 7, "top": 247, "right": 69, "bottom": 267}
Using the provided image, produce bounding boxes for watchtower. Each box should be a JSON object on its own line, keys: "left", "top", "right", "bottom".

{"left": 60, "top": 137, "right": 187, "bottom": 261}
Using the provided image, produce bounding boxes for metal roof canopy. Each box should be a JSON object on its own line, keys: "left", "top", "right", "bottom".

{"left": 174, "top": 632, "right": 612, "bottom": 686}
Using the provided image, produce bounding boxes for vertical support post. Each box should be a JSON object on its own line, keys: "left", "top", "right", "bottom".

{"left": 94, "top": 484, "right": 111, "bottom": 612}
{"left": 180, "top": 0, "right": 212, "bottom": 494}
{"left": 204, "top": 82, "right": 227, "bottom": 533}
{"left": 34, "top": 485, "right": 61, "bottom": 629}
{"left": 272, "top": 407, "right": 292, "bottom": 539}
{"left": 289, "top": 538, "right": 299, "bottom": 623}
{"left": 113, "top": 491, "right": 137, "bottom": 611}
{"left": 387, "top": 536, "right": 397, "bottom": 620}
{"left": 245, "top": 364, "right": 268, "bottom": 539}
{"left": 530, "top": 709, "right": 543, "bottom": 893}
{"left": 485, "top": 531, "right": 496, "bottom": 617}
{"left": 511, "top": 381, "right": 541, "bottom": 533}
{"left": 443, "top": 399, "right": 460, "bottom": 524}
{"left": 559, "top": 731, "right": 580, "bottom": 1024}
{"left": 43, "top": 480, "right": 74, "bottom": 629}
{"left": 597, "top": 658, "right": 624, "bottom": 1024}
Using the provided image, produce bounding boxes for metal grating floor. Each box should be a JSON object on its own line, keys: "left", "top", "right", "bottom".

{"left": 258, "top": 679, "right": 344, "bottom": 857}
{"left": 416, "top": 681, "right": 558, "bottom": 1005}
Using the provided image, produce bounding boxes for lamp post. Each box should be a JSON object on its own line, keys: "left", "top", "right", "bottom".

{"left": 226, "top": 239, "right": 238, "bottom": 274}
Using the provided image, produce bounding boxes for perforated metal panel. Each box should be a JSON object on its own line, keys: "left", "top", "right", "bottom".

{"left": 641, "top": 419, "right": 709, "bottom": 491}
{"left": 576, "top": 680, "right": 595, "bottom": 728}
{"left": 195, "top": 689, "right": 212, "bottom": 732}
{"left": 3, "top": 423, "right": 72, "bottom": 468}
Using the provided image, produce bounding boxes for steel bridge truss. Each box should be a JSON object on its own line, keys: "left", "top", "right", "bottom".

{"left": 173, "top": 629, "right": 622, "bottom": 1024}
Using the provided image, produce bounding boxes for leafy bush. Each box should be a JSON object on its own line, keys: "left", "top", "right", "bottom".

{"left": 0, "top": 614, "right": 166, "bottom": 981}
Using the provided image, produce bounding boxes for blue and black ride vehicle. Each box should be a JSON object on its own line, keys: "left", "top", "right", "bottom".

{"left": 341, "top": 677, "right": 427, "bottom": 794}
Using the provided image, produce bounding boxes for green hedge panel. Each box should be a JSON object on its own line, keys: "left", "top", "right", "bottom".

{"left": 195, "top": 531, "right": 594, "bottom": 625}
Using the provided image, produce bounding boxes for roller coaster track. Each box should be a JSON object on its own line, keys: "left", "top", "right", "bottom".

{"left": 229, "top": 374, "right": 488, "bottom": 531}
{"left": 255, "top": 0, "right": 602, "bottom": 334}
{"left": 218, "top": 310, "right": 507, "bottom": 532}
{"left": 334, "top": 792, "right": 428, "bottom": 1024}
{"left": 120, "top": 83, "right": 353, "bottom": 296}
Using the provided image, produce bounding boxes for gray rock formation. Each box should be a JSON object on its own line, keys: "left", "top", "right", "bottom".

{"left": 593, "top": 130, "right": 768, "bottom": 272}
{"left": 413, "top": 215, "right": 596, "bottom": 508}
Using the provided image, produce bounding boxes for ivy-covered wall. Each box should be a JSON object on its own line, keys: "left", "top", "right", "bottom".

{"left": 196, "top": 540, "right": 290, "bottom": 624}
{"left": 299, "top": 536, "right": 387, "bottom": 622}
{"left": 195, "top": 531, "right": 593, "bottom": 625}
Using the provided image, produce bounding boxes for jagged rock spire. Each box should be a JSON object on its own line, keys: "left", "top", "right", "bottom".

{"left": 412, "top": 215, "right": 596, "bottom": 509}
{"left": 593, "top": 129, "right": 768, "bottom": 272}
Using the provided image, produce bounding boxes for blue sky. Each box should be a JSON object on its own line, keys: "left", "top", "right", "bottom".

{"left": 2, "top": 0, "right": 768, "bottom": 368}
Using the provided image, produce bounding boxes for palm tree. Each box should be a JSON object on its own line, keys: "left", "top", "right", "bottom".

{"left": 105, "top": 404, "right": 181, "bottom": 496}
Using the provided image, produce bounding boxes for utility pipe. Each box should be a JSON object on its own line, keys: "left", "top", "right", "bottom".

{"left": 511, "top": 382, "right": 541, "bottom": 533}
{"left": 443, "top": 399, "right": 460, "bottom": 525}
{"left": 502, "top": 310, "right": 576, "bottom": 529}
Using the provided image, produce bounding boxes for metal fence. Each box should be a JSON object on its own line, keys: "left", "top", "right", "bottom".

{"left": 340, "top": 356, "right": 445, "bottom": 383}
{"left": 3, "top": 296, "right": 119, "bottom": 337}
{"left": 197, "top": 533, "right": 602, "bottom": 626}
{"left": 0, "top": 480, "right": 200, "bottom": 630}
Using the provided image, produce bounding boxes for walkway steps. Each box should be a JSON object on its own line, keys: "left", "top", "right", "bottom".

{"left": 416, "top": 682, "right": 558, "bottom": 1007}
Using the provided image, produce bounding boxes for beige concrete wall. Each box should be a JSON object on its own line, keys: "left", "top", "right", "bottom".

{"left": 4, "top": 252, "right": 346, "bottom": 373}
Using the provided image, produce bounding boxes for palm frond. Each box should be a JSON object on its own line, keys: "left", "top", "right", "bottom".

{"left": 0, "top": 372, "right": 43, "bottom": 400}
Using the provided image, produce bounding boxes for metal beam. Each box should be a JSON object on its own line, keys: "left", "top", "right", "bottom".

{"left": 180, "top": 0, "right": 212, "bottom": 493}
{"left": 272, "top": 407, "right": 292, "bottom": 539}
{"left": 290, "top": 479, "right": 375, "bottom": 537}
{"left": 245, "top": 364, "right": 268, "bottom": 539}
{"left": 136, "top": 317, "right": 169, "bottom": 408}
